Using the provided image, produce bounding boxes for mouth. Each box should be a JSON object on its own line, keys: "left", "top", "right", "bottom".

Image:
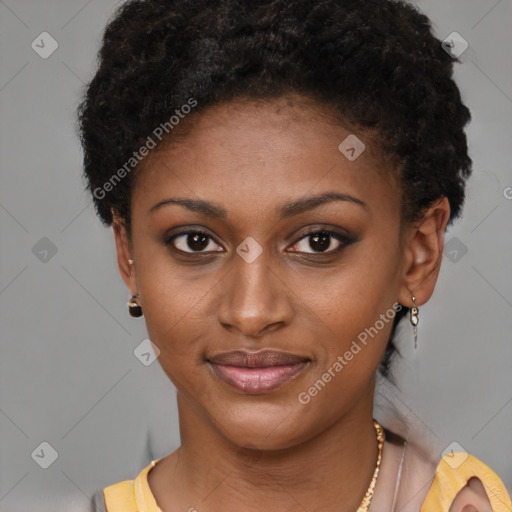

{"left": 206, "top": 349, "right": 311, "bottom": 394}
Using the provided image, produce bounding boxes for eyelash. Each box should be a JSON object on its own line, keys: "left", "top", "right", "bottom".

{"left": 164, "top": 227, "right": 354, "bottom": 257}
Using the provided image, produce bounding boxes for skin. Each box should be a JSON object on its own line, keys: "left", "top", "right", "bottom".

{"left": 112, "top": 94, "right": 453, "bottom": 511}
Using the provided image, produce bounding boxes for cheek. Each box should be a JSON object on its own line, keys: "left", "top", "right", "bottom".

{"left": 306, "top": 239, "right": 399, "bottom": 327}
{"left": 134, "top": 260, "right": 208, "bottom": 376}
{"left": 301, "top": 240, "right": 400, "bottom": 370}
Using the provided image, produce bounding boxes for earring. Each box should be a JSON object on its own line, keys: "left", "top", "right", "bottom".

{"left": 126, "top": 260, "right": 141, "bottom": 317}
{"left": 410, "top": 296, "right": 419, "bottom": 349}
{"left": 127, "top": 294, "right": 143, "bottom": 317}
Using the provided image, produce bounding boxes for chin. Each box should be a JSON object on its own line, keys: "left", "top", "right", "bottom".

{"left": 209, "top": 402, "right": 317, "bottom": 451}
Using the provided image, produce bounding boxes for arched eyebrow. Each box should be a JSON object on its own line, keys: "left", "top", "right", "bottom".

{"left": 149, "top": 192, "right": 367, "bottom": 219}
{"left": 149, "top": 197, "right": 227, "bottom": 218}
{"left": 276, "top": 192, "right": 367, "bottom": 217}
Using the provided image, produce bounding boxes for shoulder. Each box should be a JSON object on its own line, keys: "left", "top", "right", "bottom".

{"left": 386, "top": 439, "right": 511, "bottom": 512}
{"left": 102, "top": 479, "right": 138, "bottom": 512}
{"left": 421, "top": 452, "right": 512, "bottom": 512}
{"left": 100, "top": 459, "right": 161, "bottom": 512}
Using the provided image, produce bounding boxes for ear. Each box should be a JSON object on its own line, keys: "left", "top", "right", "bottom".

{"left": 111, "top": 210, "right": 137, "bottom": 295}
{"left": 398, "top": 197, "right": 451, "bottom": 307}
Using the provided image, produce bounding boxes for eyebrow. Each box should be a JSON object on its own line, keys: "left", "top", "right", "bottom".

{"left": 149, "top": 192, "right": 367, "bottom": 219}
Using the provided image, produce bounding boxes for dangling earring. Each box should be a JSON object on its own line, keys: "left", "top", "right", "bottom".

{"left": 126, "top": 259, "right": 142, "bottom": 317}
{"left": 410, "top": 296, "right": 419, "bottom": 349}
{"left": 127, "top": 294, "right": 143, "bottom": 317}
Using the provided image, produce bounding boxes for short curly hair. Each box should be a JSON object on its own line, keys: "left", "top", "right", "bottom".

{"left": 77, "top": 0, "right": 472, "bottom": 379}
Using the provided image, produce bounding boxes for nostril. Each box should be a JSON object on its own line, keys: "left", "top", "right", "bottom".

{"left": 461, "top": 506, "right": 478, "bottom": 512}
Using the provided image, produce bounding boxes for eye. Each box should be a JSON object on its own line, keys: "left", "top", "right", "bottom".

{"left": 166, "top": 230, "right": 223, "bottom": 254}
{"left": 165, "top": 227, "right": 353, "bottom": 256}
{"left": 288, "top": 229, "right": 350, "bottom": 254}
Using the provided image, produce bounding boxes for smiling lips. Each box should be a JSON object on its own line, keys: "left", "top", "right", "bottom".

{"left": 207, "top": 349, "right": 310, "bottom": 394}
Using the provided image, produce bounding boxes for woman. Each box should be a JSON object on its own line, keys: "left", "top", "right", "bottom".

{"left": 78, "top": 0, "right": 512, "bottom": 510}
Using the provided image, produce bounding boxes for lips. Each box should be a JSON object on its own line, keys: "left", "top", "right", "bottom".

{"left": 208, "top": 349, "right": 309, "bottom": 367}
{"left": 207, "top": 349, "right": 310, "bottom": 394}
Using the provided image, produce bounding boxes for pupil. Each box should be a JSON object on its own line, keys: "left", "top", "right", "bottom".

{"left": 188, "top": 233, "right": 208, "bottom": 251}
{"left": 310, "top": 232, "right": 330, "bottom": 252}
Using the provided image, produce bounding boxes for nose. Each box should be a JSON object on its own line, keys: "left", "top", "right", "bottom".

{"left": 216, "top": 250, "right": 293, "bottom": 338}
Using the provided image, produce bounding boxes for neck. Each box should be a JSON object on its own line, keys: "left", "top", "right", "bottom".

{"left": 153, "top": 381, "right": 380, "bottom": 512}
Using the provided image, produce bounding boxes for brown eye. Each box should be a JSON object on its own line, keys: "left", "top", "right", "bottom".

{"left": 167, "top": 230, "right": 223, "bottom": 253}
{"left": 289, "top": 230, "right": 350, "bottom": 254}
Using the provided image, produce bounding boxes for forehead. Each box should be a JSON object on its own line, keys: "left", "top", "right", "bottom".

{"left": 131, "top": 96, "right": 400, "bottom": 225}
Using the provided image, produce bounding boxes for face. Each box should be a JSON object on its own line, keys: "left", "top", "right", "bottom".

{"left": 114, "top": 95, "right": 427, "bottom": 450}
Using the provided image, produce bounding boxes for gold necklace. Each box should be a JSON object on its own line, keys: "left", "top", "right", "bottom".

{"left": 356, "top": 419, "right": 385, "bottom": 512}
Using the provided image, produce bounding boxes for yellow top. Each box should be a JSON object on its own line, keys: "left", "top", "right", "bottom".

{"left": 102, "top": 452, "right": 512, "bottom": 511}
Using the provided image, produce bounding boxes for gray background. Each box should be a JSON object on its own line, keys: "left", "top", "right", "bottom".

{"left": 0, "top": 0, "right": 511, "bottom": 510}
